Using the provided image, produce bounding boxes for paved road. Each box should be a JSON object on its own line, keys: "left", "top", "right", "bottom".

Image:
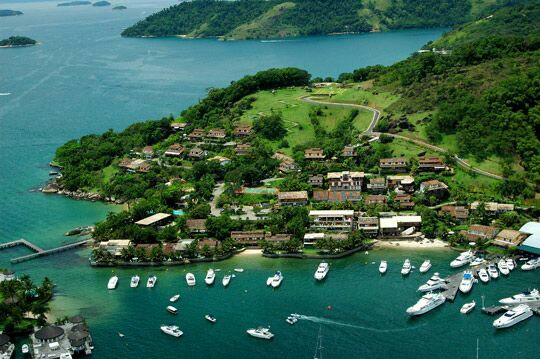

{"left": 299, "top": 95, "right": 506, "bottom": 181}
{"left": 210, "top": 182, "right": 225, "bottom": 216}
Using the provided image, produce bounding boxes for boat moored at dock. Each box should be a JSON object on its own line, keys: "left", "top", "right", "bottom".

{"left": 506, "top": 258, "right": 515, "bottom": 271}
{"left": 493, "top": 304, "right": 533, "bottom": 329}
{"left": 478, "top": 268, "right": 490, "bottom": 283}
{"left": 470, "top": 257, "right": 485, "bottom": 267}
{"left": 499, "top": 289, "right": 540, "bottom": 305}
{"left": 498, "top": 259, "right": 509, "bottom": 275}
{"left": 521, "top": 258, "right": 540, "bottom": 271}
{"left": 488, "top": 264, "right": 499, "bottom": 279}
{"left": 107, "top": 276, "right": 118, "bottom": 289}
{"left": 406, "top": 292, "right": 446, "bottom": 316}
{"left": 459, "top": 271, "right": 475, "bottom": 294}
{"left": 418, "top": 273, "right": 447, "bottom": 292}
{"left": 314, "top": 262, "right": 329, "bottom": 280}
{"left": 450, "top": 250, "right": 474, "bottom": 268}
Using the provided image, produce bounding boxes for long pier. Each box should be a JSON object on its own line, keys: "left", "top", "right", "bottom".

{"left": 0, "top": 238, "right": 90, "bottom": 264}
{"left": 0, "top": 239, "right": 44, "bottom": 253}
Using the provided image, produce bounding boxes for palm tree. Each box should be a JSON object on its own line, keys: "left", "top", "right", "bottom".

{"left": 31, "top": 300, "right": 50, "bottom": 326}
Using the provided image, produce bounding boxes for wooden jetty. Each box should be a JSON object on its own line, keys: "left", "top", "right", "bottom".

{"left": 0, "top": 238, "right": 90, "bottom": 264}
{"left": 441, "top": 271, "right": 464, "bottom": 302}
{"left": 0, "top": 239, "right": 44, "bottom": 253}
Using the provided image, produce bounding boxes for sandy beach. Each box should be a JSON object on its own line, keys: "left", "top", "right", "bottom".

{"left": 236, "top": 248, "right": 263, "bottom": 256}
{"left": 374, "top": 238, "right": 449, "bottom": 249}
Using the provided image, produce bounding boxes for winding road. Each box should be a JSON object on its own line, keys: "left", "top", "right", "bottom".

{"left": 300, "top": 95, "right": 505, "bottom": 181}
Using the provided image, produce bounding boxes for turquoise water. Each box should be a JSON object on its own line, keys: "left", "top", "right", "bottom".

{"left": 1, "top": 0, "right": 538, "bottom": 357}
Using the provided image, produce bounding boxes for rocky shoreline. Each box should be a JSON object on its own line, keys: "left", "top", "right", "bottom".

{"left": 40, "top": 180, "right": 125, "bottom": 204}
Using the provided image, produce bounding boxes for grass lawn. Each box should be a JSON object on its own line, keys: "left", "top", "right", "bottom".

{"left": 324, "top": 84, "right": 400, "bottom": 110}
{"left": 373, "top": 138, "right": 439, "bottom": 158}
{"left": 236, "top": 194, "right": 275, "bottom": 206}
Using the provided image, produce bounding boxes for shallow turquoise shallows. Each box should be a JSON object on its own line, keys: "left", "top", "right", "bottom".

{"left": 2, "top": 1, "right": 538, "bottom": 358}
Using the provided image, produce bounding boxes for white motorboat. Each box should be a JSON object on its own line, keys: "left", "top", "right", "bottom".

{"left": 205, "top": 314, "right": 217, "bottom": 323}
{"left": 246, "top": 327, "right": 274, "bottom": 340}
{"left": 459, "top": 271, "right": 475, "bottom": 294}
{"left": 234, "top": 268, "right": 244, "bottom": 273}
{"left": 205, "top": 269, "right": 216, "bottom": 285}
{"left": 222, "top": 275, "right": 232, "bottom": 287}
{"left": 406, "top": 292, "right": 446, "bottom": 316}
{"left": 521, "top": 258, "right": 540, "bottom": 271}
{"left": 493, "top": 304, "right": 533, "bottom": 329}
{"left": 286, "top": 316, "right": 298, "bottom": 325}
{"left": 166, "top": 306, "right": 178, "bottom": 315}
{"left": 418, "top": 273, "right": 447, "bottom": 292}
{"left": 487, "top": 264, "right": 499, "bottom": 279}
{"left": 160, "top": 325, "right": 183, "bottom": 337}
{"left": 450, "top": 250, "right": 474, "bottom": 268}
{"left": 506, "top": 258, "right": 515, "bottom": 271}
{"left": 107, "top": 276, "right": 118, "bottom": 290}
{"left": 460, "top": 300, "right": 476, "bottom": 314}
{"left": 314, "top": 262, "right": 329, "bottom": 280}
{"left": 477, "top": 268, "right": 490, "bottom": 283}
{"left": 170, "top": 294, "right": 180, "bottom": 303}
{"left": 470, "top": 257, "right": 485, "bottom": 267}
{"left": 21, "top": 344, "right": 29, "bottom": 354}
{"left": 130, "top": 275, "right": 140, "bottom": 288}
{"left": 266, "top": 277, "right": 272, "bottom": 286}
{"left": 379, "top": 260, "right": 387, "bottom": 274}
{"left": 498, "top": 259, "right": 509, "bottom": 275}
{"left": 499, "top": 289, "right": 540, "bottom": 305}
{"left": 146, "top": 275, "right": 157, "bottom": 288}
{"left": 419, "top": 260, "right": 431, "bottom": 273}
{"left": 270, "top": 271, "right": 283, "bottom": 288}
{"left": 401, "top": 259, "right": 411, "bottom": 275}
{"left": 186, "top": 273, "right": 196, "bottom": 286}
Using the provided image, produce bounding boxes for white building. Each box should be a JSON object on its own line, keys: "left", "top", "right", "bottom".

{"left": 379, "top": 215, "right": 422, "bottom": 236}
{"left": 309, "top": 210, "right": 355, "bottom": 232}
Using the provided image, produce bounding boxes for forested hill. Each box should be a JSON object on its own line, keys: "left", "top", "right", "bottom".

{"left": 121, "top": 0, "right": 517, "bottom": 39}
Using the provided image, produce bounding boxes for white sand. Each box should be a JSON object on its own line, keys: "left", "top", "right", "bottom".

{"left": 375, "top": 238, "right": 448, "bottom": 249}
{"left": 236, "top": 249, "right": 262, "bottom": 256}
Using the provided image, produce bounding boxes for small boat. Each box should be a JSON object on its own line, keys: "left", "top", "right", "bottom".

{"left": 166, "top": 306, "right": 178, "bottom": 315}
{"left": 205, "top": 269, "right": 216, "bottom": 285}
{"left": 379, "top": 260, "right": 387, "bottom": 274}
{"left": 493, "top": 304, "right": 533, "bottom": 329}
{"left": 234, "top": 268, "right": 244, "bottom": 272}
{"left": 499, "top": 289, "right": 540, "bottom": 305}
{"left": 460, "top": 300, "right": 476, "bottom": 314}
{"left": 401, "top": 259, "right": 411, "bottom": 275}
{"left": 406, "top": 292, "right": 446, "bottom": 316}
{"left": 498, "top": 259, "right": 509, "bottom": 275}
{"left": 450, "top": 250, "right": 474, "bottom": 268}
{"left": 506, "top": 258, "right": 515, "bottom": 271}
{"left": 130, "top": 275, "right": 140, "bottom": 288}
{"left": 286, "top": 316, "right": 298, "bottom": 325}
{"left": 266, "top": 277, "right": 273, "bottom": 286}
{"left": 418, "top": 273, "right": 447, "bottom": 292}
{"left": 186, "top": 273, "right": 196, "bottom": 286}
{"left": 22, "top": 344, "right": 29, "bottom": 354}
{"left": 205, "top": 314, "right": 217, "bottom": 323}
{"left": 118, "top": 332, "right": 125, "bottom": 337}
{"left": 478, "top": 268, "right": 490, "bottom": 283}
{"left": 49, "top": 171, "right": 59, "bottom": 176}
{"left": 488, "top": 264, "right": 499, "bottom": 279}
{"left": 419, "top": 260, "right": 431, "bottom": 273}
{"left": 147, "top": 275, "right": 157, "bottom": 288}
{"left": 470, "top": 257, "right": 485, "bottom": 267}
{"left": 521, "top": 258, "right": 540, "bottom": 271}
{"left": 160, "top": 325, "right": 183, "bottom": 337}
{"left": 270, "top": 271, "right": 283, "bottom": 288}
{"left": 290, "top": 313, "right": 301, "bottom": 319}
{"left": 314, "top": 262, "right": 329, "bottom": 281}
{"left": 170, "top": 294, "right": 180, "bottom": 303}
{"left": 246, "top": 327, "right": 274, "bottom": 340}
{"left": 459, "top": 271, "right": 475, "bottom": 294}
{"left": 222, "top": 275, "right": 232, "bottom": 287}
{"left": 107, "top": 276, "right": 118, "bottom": 290}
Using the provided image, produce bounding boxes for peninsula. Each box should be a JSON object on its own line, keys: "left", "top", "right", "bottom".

{"left": 57, "top": 1, "right": 91, "bottom": 6}
{"left": 0, "top": 36, "right": 37, "bottom": 48}
{"left": 0, "top": 9, "right": 23, "bottom": 17}
{"left": 92, "top": 1, "right": 111, "bottom": 7}
{"left": 112, "top": 5, "right": 126, "bottom": 10}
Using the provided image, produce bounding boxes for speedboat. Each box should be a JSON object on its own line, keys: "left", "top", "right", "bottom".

{"left": 234, "top": 268, "right": 244, "bottom": 273}
{"left": 286, "top": 316, "right": 298, "bottom": 325}
{"left": 493, "top": 304, "right": 533, "bottom": 329}
{"left": 470, "top": 257, "right": 485, "bottom": 267}
{"left": 406, "top": 292, "right": 446, "bottom": 316}
{"left": 314, "top": 262, "right": 329, "bottom": 280}
{"left": 170, "top": 294, "right": 180, "bottom": 303}
{"left": 186, "top": 273, "right": 196, "bottom": 286}
{"left": 59, "top": 354, "right": 72, "bottom": 359}
{"left": 160, "top": 325, "right": 183, "bottom": 337}
{"left": 205, "top": 314, "right": 217, "bottom": 323}
{"left": 477, "top": 268, "right": 490, "bottom": 283}
{"left": 379, "top": 260, "right": 387, "bottom": 274}
{"left": 222, "top": 275, "right": 231, "bottom": 287}
{"left": 506, "top": 258, "right": 515, "bottom": 271}
{"left": 166, "top": 306, "right": 178, "bottom": 315}
{"left": 459, "top": 271, "right": 475, "bottom": 294}
{"left": 521, "top": 258, "right": 540, "bottom": 271}
{"left": 488, "top": 264, "right": 499, "bottom": 279}
{"left": 147, "top": 275, "right": 157, "bottom": 288}
{"left": 460, "top": 300, "right": 476, "bottom": 314}
{"left": 270, "top": 271, "right": 283, "bottom": 288}
{"left": 419, "top": 260, "right": 431, "bottom": 273}
{"left": 498, "top": 259, "right": 509, "bottom": 275}
{"left": 401, "top": 259, "right": 411, "bottom": 275}
{"left": 130, "top": 275, "right": 140, "bottom": 288}
{"left": 246, "top": 327, "right": 274, "bottom": 340}
{"left": 499, "top": 289, "right": 540, "bottom": 305}
{"left": 418, "top": 273, "right": 447, "bottom": 292}
{"left": 107, "top": 276, "right": 118, "bottom": 290}
{"left": 450, "top": 250, "right": 474, "bottom": 268}
{"left": 205, "top": 269, "right": 215, "bottom": 285}
{"left": 21, "top": 344, "right": 29, "bottom": 354}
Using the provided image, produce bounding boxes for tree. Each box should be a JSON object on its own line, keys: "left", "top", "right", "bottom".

{"left": 253, "top": 112, "right": 287, "bottom": 140}
{"left": 189, "top": 203, "right": 211, "bottom": 219}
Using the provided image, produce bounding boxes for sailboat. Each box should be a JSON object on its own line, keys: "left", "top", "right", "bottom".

{"left": 313, "top": 326, "right": 323, "bottom": 359}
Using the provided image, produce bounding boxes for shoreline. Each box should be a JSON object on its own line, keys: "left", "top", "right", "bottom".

{"left": 374, "top": 238, "right": 449, "bottom": 250}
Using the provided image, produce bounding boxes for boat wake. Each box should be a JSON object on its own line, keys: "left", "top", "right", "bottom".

{"left": 296, "top": 315, "right": 425, "bottom": 333}
{"left": 0, "top": 93, "right": 11, "bottom": 96}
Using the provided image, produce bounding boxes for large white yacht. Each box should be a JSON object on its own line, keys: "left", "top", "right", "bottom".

{"left": 130, "top": 275, "right": 140, "bottom": 288}
{"left": 406, "top": 292, "right": 446, "bottom": 316}
{"left": 499, "top": 289, "right": 540, "bottom": 305}
{"left": 270, "top": 271, "right": 284, "bottom": 288}
{"left": 246, "top": 327, "right": 274, "bottom": 340}
{"left": 506, "top": 258, "right": 515, "bottom": 271}
{"left": 470, "top": 257, "right": 485, "bottom": 267}
{"left": 498, "top": 259, "right": 509, "bottom": 275}
{"left": 418, "top": 273, "right": 447, "bottom": 292}
{"left": 160, "top": 325, "right": 183, "bottom": 337}
{"left": 458, "top": 271, "right": 475, "bottom": 294}
{"left": 222, "top": 274, "right": 232, "bottom": 287}
{"left": 477, "top": 268, "right": 490, "bottom": 283}
{"left": 146, "top": 275, "right": 157, "bottom": 288}
{"left": 450, "top": 250, "right": 474, "bottom": 268}
{"left": 314, "top": 262, "right": 329, "bottom": 281}
{"left": 521, "top": 258, "right": 540, "bottom": 271}
{"left": 107, "top": 276, "right": 118, "bottom": 290}
{"left": 401, "top": 259, "right": 412, "bottom": 275}
{"left": 488, "top": 264, "right": 499, "bottom": 279}
{"left": 379, "top": 260, "right": 387, "bottom": 274}
{"left": 493, "top": 304, "right": 533, "bottom": 329}
{"left": 205, "top": 269, "right": 216, "bottom": 285}
{"left": 419, "top": 260, "right": 432, "bottom": 273}
{"left": 186, "top": 273, "right": 196, "bottom": 286}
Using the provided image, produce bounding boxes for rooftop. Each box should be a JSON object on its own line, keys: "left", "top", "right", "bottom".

{"left": 309, "top": 210, "right": 354, "bottom": 216}
{"left": 134, "top": 213, "right": 172, "bottom": 226}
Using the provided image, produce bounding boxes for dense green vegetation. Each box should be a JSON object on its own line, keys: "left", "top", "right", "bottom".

{"left": 0, "top": 36, "right": 37, "bottom": 47}
{"left": 0, "top": 9, "right": 23, "bottom": 16}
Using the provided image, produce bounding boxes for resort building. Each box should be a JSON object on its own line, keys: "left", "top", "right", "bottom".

{"left": 164, "top": 144, "right": 185, "bottom": 157}
{"left": 308, "top": 175, "right": 324, "bottom": 187}
{"left": 312, "top": 191, "right": 362, "bottom": 203}
{"left": 419, "top": 180, "right": 449, "bottom": 195}
{"left": 327, "top": 171, "right": 364, "bottom": 191}
{"left": 208, "top": 156, "right": 231, "bottom": 166}
{"left": 365, "top": 194, "right": 387, "bottom": 206}
{"left": 304, "top": 148, "right": 325, "bottom": 160}
{"left": 394, "top": 193, "right": 415, "bottom": 209}
{"left": 356, "top": 217, "right": 379, "bottom": 236}
{"left": 30, "top": 316, "right": 93, "bottom": 358}
{"left": 173, "top": 239, "right": 196, "bottom": 253}
{"left": 135, "top": 213, "right": 173, "bottom": 227}
{"left": 197, "top": 239, "right": 219, "bottom": 252}
{"left": 98, "top": 239, "right": 132, "bottom": 256}
{"left": 188, "top": 128, "right": 205, "bottom": 142}
{"left": 265, "top": 234, "right": 292, "bottom": 245}
{"left": 417, "top": 156, "right": 447, "bottom": 172}
{"left": 141, "top": 146, "right": 154, "bottom": 159}
{"left": 386, "top": 175, "right": 415, "bottom": 193}
{"left": 119, "top": 158, "right": 151, "bottom": 173}
{"left": 234, "top": 124, "right": 252, "bottom": 137}
{"left": 235, "top": 143, "right": 251, "bottom": 156}
{"left": 0, "top": 333, "right": 14, "bottom": 359}
{"left": 367, "top": 177, "right": 386, "bottom": 193}
{"left": 470, "top": 201, "right": 515, "bottom": 214}
{"left": 460, "top": 224, "right": 500, "bottom": 241}
{"left": 230, "top": 231, "right": 269, "bottom": 246}
{"left": 309, "top": 210, "right": 355, "bottom": 232}
{"left": 379, "top": 215, "right": 422, "bottom": 237}
{"left": 379, "top": 158, "right": 408, "bottom": 172}
{"left": 273, "top": 153, "right": 298, "bottom": 173}
{"left": 186, "top": 219, "right": 207, "bottom": 233}
{"left": 341, "top": 146, "right": 357, "bottom": 157}
{"left": 188, "top": 147, "right": 206, "bottom": 160}
{"left": 517, "top": 222, "right": 540, "bottom": 255}
{"left": 278, "top": 191, "right": 308, "bottom": 207}
{"left": 170, "top": 122, "right": 188, "bottom": 131}
{"left": 438, "top": 205, "right": 469, "bottom": 222}
{"left": 493, "top": 229, "right": 528, "bottom": 248}
{"left": 206, "top": 128, "right": 226, "bottom": 141}
{"left": 0, "top": 269, "right": 15, "bottom": 282}
{"left": 303, "top": 233, "right": 326, "bottom": 245}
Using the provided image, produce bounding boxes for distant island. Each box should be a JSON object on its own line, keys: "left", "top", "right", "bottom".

{"left": 0, "top": 36, "right": 37, "bottom": 48}
{"left": 0, "top": 9, "right": 23, "bottom": 17}
{"left": 57, "top": 1, "right": 91, "bottom": 6}
{"left": 112, "top": 5, "right": 126, "bottom": 10}
{"left": 121, "top": 0, "right": 518, "bottom": 40}
{"left": 93, "top": 1, "right": 111, "bottom": 7}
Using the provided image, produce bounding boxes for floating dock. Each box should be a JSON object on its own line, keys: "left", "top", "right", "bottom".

{"left": 441, "top": 271, "right": 464, "bottom": 302}
{"left": 482, "top": 303, "right": 540, "bottom": 316}
{"left": 0, "top": 238, "right": 90, "bottom": 264}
